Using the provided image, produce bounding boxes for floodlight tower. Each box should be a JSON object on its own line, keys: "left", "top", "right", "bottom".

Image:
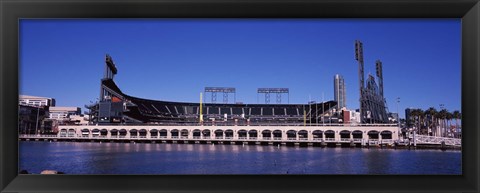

{"left": 355, "top": 40, "right": 365, "bottom": 123}
{"left": 204, "top": 87, "right": 236, "bottom": 104}
{"left": 100, "top": 54, "right": 118, "bottom": 101}
{"left": 376, "top": 60, "right": 384, "bottom": 97}
{"left": 257, "top": 88, "right": 289, "bottom": 104}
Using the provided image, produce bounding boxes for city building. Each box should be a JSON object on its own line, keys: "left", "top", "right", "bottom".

{"left": 19, "top": 104, "right": 50, "bottom": 134}
{"left": 334, "top": 74, "right": 346, "bottom": 111}
{"left": 342, "top": 110, "right": 350, "bottom": 124}
{"left": 49, "top": 106, "right": 82, "bottom": 120}
{"left": 351, "top": 110, "right": 361, "bottom": 124}
{"left": 19, "top": 95, "right": 56, "bottom": 107}
{"left": 68, "top": 114, "right": 90, "bottom": 125}
{"left": 388, "top": 112, "right": 399, "bottom": 123}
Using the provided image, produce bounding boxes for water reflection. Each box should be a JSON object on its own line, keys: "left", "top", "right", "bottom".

{"left": 19, "top": 141, "right": 461, "bottom": 175}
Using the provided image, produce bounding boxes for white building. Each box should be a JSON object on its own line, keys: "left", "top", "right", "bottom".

{"left": 49, "top": 106, "right": 81, "bottom": 120}
{"left": 69, "top": 114, "right": 90, "bottom": 125}
{"left": 350, "top": 111, "right": 361, "bottom": 124}
{"left": 19, "top": 95, "right": 56, "bottom": 107}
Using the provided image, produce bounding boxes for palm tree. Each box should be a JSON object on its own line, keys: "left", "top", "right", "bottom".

{"left": 425, "top": 107, "right": 438, "bottom": 136}
{"left": 407, "top": 109, "right": 416, "bottom": 129}
{"left": 409, "top": 108, "right": 424, "bottom": 134}
{"left": 419, "top": 109, "right": 426, "bottom": 135}
{"left": 452, "top": 110, "right": 461, "bottom": 138}
{"left": 437, "top": 109, "right": 448, "bottom": 137}
{"left": 414, "top": 109, "right": 425, "bottom": 135}
{"left": 408, "top": 109, "right": 416, "bottom": 128}
{"left": 445, "top": 111, "right": 453, "bottom": 137}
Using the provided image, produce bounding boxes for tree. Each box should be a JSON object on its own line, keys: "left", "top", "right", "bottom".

{"left": 411, "top": 109, "right": 419, "bottom": 133}
{"left": 418, "top": 109, "right": 426, "bottom": 135}
{"left": 446, "top": 111, "right": 453, "bottom": 137}
{"left": 452, "top": 110, "right": 461, "bottom": 138}
{"left": 438, "top": 109, "right": 448, "bottom": 137}
{"left": 408, "top": 109, "right": 424, "bottom": 134}
{"left": 425, "top": 107, "right": 438, "bottom": 136}
{"left": 415, "top": 109, "right": 425, "bottom": 135}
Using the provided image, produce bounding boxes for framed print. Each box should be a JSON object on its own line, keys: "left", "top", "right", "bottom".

{"left": 1, "top": 0, "right": 479, "bottom": 192}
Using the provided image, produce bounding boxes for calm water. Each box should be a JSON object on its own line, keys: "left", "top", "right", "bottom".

{"left": 19, "top": 141, "right": 461, "bottom": 175}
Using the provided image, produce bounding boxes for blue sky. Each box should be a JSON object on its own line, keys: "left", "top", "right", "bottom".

{"left": 20, "top": 19, "right": 461, "bottom": 118}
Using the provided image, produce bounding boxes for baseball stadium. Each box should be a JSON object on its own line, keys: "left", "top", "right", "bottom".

{"left": 56, "top": 66, "right": 398, "bottom": 147}
{"left": 30, "top": 41, "right": 407, "bottom": 147}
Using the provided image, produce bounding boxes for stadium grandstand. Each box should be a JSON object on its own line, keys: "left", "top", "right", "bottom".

{"left": 86, "top": 55, "right": 337, "bottom": 126}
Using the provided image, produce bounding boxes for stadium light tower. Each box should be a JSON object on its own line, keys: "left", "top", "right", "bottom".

{"left": 355, "top": 40, "right": 388, "bottom": 124}
{"left": 257, "top": 88, "right": 289, "bottom": 104}
{"left": 100, "top": 54, "right": 118, "bottom": 101}
{"left": 204, "top": 87, "right": 236, "bottom": 104}
{"left": 355, "top": 40, "right": 365, "bottom": 123}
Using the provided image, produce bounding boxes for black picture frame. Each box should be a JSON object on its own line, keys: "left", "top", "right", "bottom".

{"left": 1, "top": 0, "right": 478, "bottom": 192}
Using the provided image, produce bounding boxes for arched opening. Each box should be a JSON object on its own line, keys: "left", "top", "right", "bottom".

{"left": 110, "top": 129, "right": 119, "bottom": 137}
{"left": 130, "top": 129, "right": 138, "bottom": 138}
{"left": 248, "top": 130, "right": 258, "bottom": 139}
{"left": 368, "top": 130, "right": 379, "bottom": 140}
{"left": 214, "top": 129, "right": 224, "bottom": 139}
{"left": 100, "top": 129, "right": 108, "bottom": 137}
{"left": 381, "top": 130, "right": 393, "bottom": 139}
{"left": 68, "top": 129, "right": 76, "bottom": 137}
{"left": 352, "top": 130, "right": 363, "bottom": 141}
{"left": 324, "top": 130, "right": 335, "bottom": 141}
{"left": 119, "top": 129, "right": 127, "bottom": 138}
{"left": 262, "top": 130, "right": 272, "bottom": 139}
{"left": 339, "top": 130, "right": 351, "bottom": 141}
{"left": 312, "top": 130, "right": 323, "bottom": 140}
{"left": 171, "top": 129, "right": 179, "bottom": 138}
{"left": 180, "top": 129, "right": 189, "bottom": 139}
{"left": 81, "top": 129, "right": 90, "bottom": 137}
{"left": 159, "top": 129, "right": 168, "bottom": 138}
{"left": 298, "top": 130, "right": 308, "bottom": 140}
{"left": 238, "top": 129, "right": 247, "bottom": 139}
{"left": 273, "top": 130, "right": 282, "bottom": 139}
{"left": 225, "top": 129, "right": 234, "bottom": 139}
{"left": 286, "top": 130, "right": 297, "bottom": 139}
{"left": 139, "top": 129, "right": 147, "bottom": 138}
{"left": 60, "top": 129, "right": 67, "bottom": 137}
{"left": 192, "top": 129, "right": 201, "bottom": 139}
{"left": 92, "top": 129, "right": 100, "bottom": 137}
{"left": 202, "top": 129, "right": 211, "bottom": 139}
{"left": 150, "top": 129, "right": 158, "bottom": 138}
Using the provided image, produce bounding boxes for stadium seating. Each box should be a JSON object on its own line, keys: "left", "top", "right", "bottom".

{"left": 100, "top": 79, "right": 337, "bottom": 125}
